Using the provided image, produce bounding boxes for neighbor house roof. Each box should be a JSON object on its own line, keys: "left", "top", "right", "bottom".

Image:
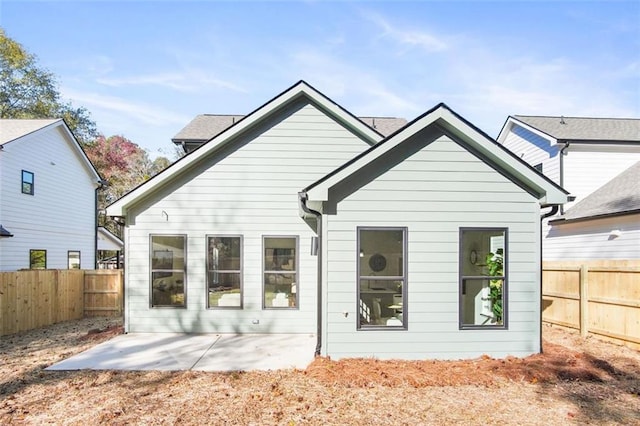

{"left": 0, "top": 119, "right": 60, "bottom": 145}
{"left": 107, "top": 80, "right": 386, "bottom": 217}
{"left": 498, "top": 115, "right": 640, "bottom": 144}
{"left": 0, "top": 118, "right": 102, "bottom": 183}
{"left": 551, "top": 161, "right": 640, "bottom": 223}
{"left": 97, "top": 227, "right": 124, "bottom": 251}
{"left": 304, "top": 103, "right": 570, "bottom": 208}
{"left": 172, "top": 114, "right": 407, "bottom": 146}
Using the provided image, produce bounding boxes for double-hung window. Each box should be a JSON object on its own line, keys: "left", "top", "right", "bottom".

{"left": 207, "top": 235, "right": 242, "bottom": 308}
{"left": 68, "top": 251, "right": 81, "bottom": 269}
{"left": 358, "top": 227, "right": 407, "bottom": 329}
{"left": 459, "top": 228, "right": 507, "bottom": 328}
{"left": 22, "top": 170, "right": 34, "bottom": 195}
{"left": 263, "top": 236, "right": 298, "bottom": 309}
{"left": 150, "top": 235, "right": 186, "bottom": 308}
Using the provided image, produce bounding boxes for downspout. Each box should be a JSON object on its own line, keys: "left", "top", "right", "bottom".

{"left": 539, "top": 205, "right": 559, "bottom": 354}
{"left": 298, "top": 192, "right": 323, "bottom": 356}
{"left": 94, "top": 180, "right": 108, "bottom": 269}
{"left": 559, "top": 141, "right": 570, "bottom": 214}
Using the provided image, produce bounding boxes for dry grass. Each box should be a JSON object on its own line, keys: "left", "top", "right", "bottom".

{"left": 1, "top": 318, "right": 639, "bottom": 425}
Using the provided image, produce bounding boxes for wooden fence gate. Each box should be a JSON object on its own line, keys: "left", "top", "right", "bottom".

{"left": 0, "top": 269, "right": 123, "bottom": 336}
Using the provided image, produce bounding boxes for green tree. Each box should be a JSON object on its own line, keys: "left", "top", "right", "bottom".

{"left": 0, "top": 28, "right": 97, "bottom": 144}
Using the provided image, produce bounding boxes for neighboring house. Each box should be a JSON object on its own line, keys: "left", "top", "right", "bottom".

{"left": 97, "top": 226, "right": 124, "bottom": 269}
{"left": 546, "top": 161, "right": 640, "bottom": 260}
{"left": 107, "top": 81, "right": 568, "bottom": 360}
{"left": 497, "top": 115, "right": 640, "bottom": 260}
{"left": 172, "top": 114, "right": 407, "bottom": 154}
{"left": 0, "top": 119, "right": 102, "bottom": 270}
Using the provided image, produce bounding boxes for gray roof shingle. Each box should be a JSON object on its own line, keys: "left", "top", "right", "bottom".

{"left": 560, "top": 161, "right": 640, "bottom": 221}
{"left": 0, "top": 119, "right": 60, "bottom": 145}
{"left": 513, "top": 116, "right": 640, "bottom": 142}
{"left": 172, "top": 114, "right": 407, "bottom": 144}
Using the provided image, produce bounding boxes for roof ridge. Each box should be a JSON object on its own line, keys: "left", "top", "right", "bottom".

{"left": 514, "top": 115, "right": 640, "bottom": 121}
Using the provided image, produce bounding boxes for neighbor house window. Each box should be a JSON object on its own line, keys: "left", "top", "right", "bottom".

{"left": 22, "top": 170, "right": 34, "bottom": 195}
{"left": 459, "top": 228, "right": 507, "bottom": 329}
{"left": 533, "top": 163, "right": 543, "bottom": 173}
{"left": 68, "top": 251, "right": 81, "bottom": 269}
{"left": 150, "top": 235, "right": 186, "bottom": 308}
{"left": 358, "top": 227, "right": 407, "bottom": 329}
{"left": 263, "top": 236, "right": 298, "bottom": 309}
{"left": 29, "top": 249, "right": 46, "bottom": 269}
{"left": 207, "top": 235, "right": 242, "bottom": 309}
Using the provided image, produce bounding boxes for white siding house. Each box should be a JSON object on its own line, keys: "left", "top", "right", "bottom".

{"left": 108, "top": 82, "right": 569, "bottom": 360}
{"left": 498, "top": 116, "right": 640, "bottom": 261}
{"left": 0, "top": 119, "right": 102, "bottom": 270}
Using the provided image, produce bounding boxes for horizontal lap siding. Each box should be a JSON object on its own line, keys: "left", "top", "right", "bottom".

{"left": 502, "top": 124, "right": 560, "bottom": 184}
{"left": 125, "top": 103, "right": 369, "bottom": 333}
{"left": 325, "top": 136, "right": 541, "bottom": 360}
{"left": 0, "top": 127, "right": 96, "bottom": 270}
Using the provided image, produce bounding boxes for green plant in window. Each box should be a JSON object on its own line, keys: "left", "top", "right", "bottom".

{"left": 485, "top": 248, "right": 504, "bottom": 324}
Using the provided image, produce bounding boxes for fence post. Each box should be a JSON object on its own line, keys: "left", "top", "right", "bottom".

{"left": 579, "top": 264, "right": 589, "bottom": 337}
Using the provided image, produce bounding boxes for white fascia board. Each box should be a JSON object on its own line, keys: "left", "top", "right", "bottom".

{"left": 437, "top": 109, "right": 569, "bottom": 205}
{"left": 505, "top": 117, "right": 559, "bottom": 146}
{"left": 307, "top": 106, "right": 569, "bottom": 206}
{"left": 107, "top": 81, "right": 382, "bottom": 217}
{"left": 56, "top": 121, "right": 102, "bottom": 184}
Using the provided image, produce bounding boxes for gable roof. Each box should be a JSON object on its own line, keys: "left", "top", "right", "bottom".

{"left": 97, "top": 226, "right": 124, "bottom": 251}
{"left": 172, "top": 114, "right": 407, "bottom": 146}
{"left": 551, "top": 161, "right": 640, "bottom": 224}
{"left": 0, "top": 118, "right": 101, "bottom": 183}
{"left": 107, "top": 80, "right": 385, "bottom": 217}
{"left": 498, "top": 115, "right": 640, "bottom": 144}
{"left": 304, "top": 103, "right": 570, "bottom": 207}
{"left": 0, "top": 119, "right": 60, "bottom": 145}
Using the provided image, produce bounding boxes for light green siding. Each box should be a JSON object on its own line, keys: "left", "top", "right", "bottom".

{"left": 324, "top": 135, "right": 542, "bottom": 359}
{"left": 124, "top": 101, "right": 369, "bottom": 333}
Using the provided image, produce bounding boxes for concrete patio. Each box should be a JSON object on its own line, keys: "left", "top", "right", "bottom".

{"left": 46, "top": 333, "right": 317, "bottom": 372}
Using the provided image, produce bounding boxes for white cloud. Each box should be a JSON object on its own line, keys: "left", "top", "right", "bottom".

{"left": 363, "top": 11, "right": 448, "bottom": 53}
{"left": 96, "top": 70, "right": 247, "bottom": 94}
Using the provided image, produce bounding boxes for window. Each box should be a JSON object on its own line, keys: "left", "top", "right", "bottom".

{"left": 358, "top": 227, "right": 407, "bottom": 329}
{"left": 459, "top": 228, "right": 507, "bottom": 328}
{"left": 150, "top": 235, "right": 186, "bottom": 308}
{"left": 533, "top": 163, "right": 543, "bottom": 173}
{"left": 263, "top": 236, "right": 298, "bottom": 309}
{"left": 207, "top": 236, "right": 242, "bottom": 308}
{"left": 22, "top": 170, "right": 34, "bottom": 195}
{"left": 29, "top": 249, "right": 46, "bottom": 269}
{"left": 68, "top": 251, "right": 81, "bottom": 269}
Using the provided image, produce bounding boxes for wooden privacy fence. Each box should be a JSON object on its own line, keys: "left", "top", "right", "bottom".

{"left": 542, "top": 260, "right": 640, "bottom": 350}
{"left": 0, "top": 269, "right": 123, "bottom": 336}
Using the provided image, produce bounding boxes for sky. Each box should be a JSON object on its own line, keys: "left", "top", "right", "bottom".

{"left": 1, "top": 0, "right": 638, "bottom": 158}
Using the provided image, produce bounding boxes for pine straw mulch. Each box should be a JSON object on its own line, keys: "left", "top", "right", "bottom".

{"left": 0, "top": 318, "right": 639, "bottom": 425}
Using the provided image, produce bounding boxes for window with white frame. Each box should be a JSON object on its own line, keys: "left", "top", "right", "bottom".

{"left": 358, "top": 227, "right": 407, "bottom": 329}
{"left": 207, "top": 236, "right": 242, "bottom": 308}
{"left": 459, "top": 228, "right": 507, "bottom": 328}
{"left": 263, "top": 236, "right": 298, "bottom": 309}
{"left": 150, "top": 235, "right": 186, "bottom": 308}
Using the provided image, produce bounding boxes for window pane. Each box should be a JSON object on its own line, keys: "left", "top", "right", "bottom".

{"left": 208, "top": 237, "right": 241, "bottom": 271}
{"left": 68, "top": 251, "right": 81, "bottom": 269}
{"left": 30, "top": 250, "right": 46, "bottom": 269}
{"left": 460, "top": 229, "right": 506, "bottom": 327}
{"left": 151, "top": 235, "right": 186, "bottom": 307}
{"left": 263, "top": 237, "right": 297, "bottom": 308}
{"left": 208, "top": 272, "right": 241, "bottom": 307}
{"left": 152, "top": 271, "right": 185, "bottom": 307}
{"left": 359, "top": 279, "right": 403, "bottom": 327}
{"left": 359, "top": 229, "right": 403, "bottom": 277}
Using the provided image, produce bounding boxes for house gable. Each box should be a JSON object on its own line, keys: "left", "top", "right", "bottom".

{"left": 107, "top": 80, "right": 384, "bottom": 218}
{"left": 305, "top": 104, "right": 569, "bottom": 209}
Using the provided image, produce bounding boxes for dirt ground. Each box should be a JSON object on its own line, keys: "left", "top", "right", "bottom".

{"left": 0, "top": 318, "right": 638, "bottom": 425}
